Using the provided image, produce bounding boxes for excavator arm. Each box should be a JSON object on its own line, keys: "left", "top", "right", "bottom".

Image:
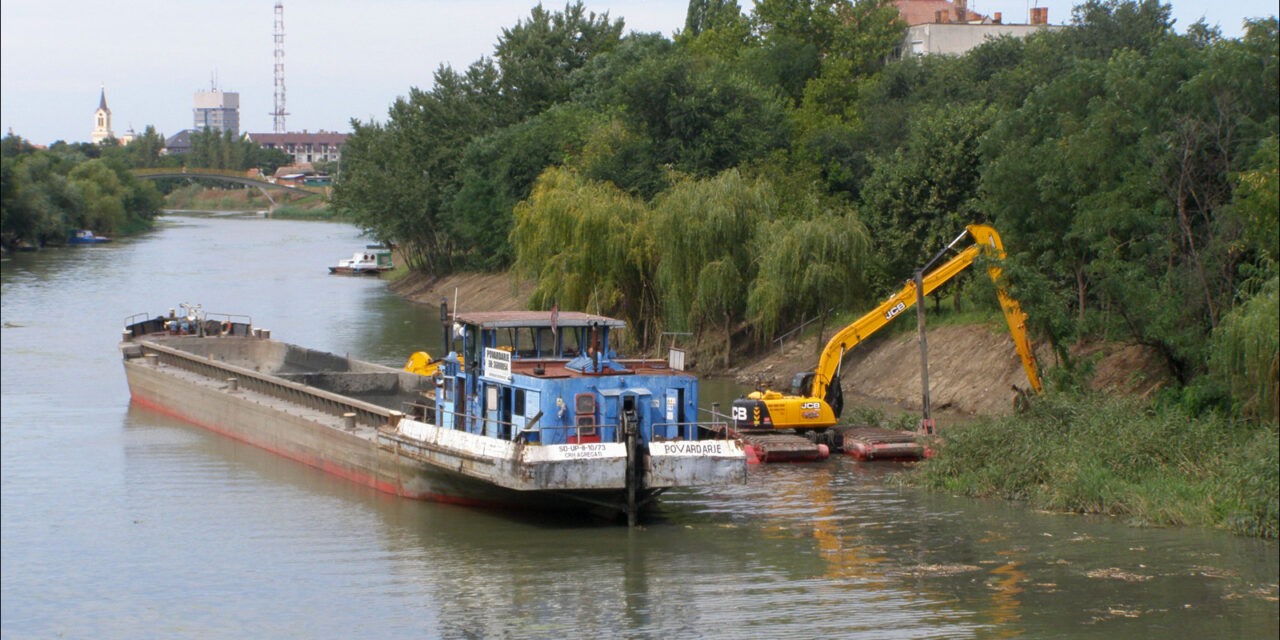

{"left": 810, "top": 224, "right": 1041, "bottom": 405}
{"left": 734, "top": 224, "right": 1040, "bottom": 433}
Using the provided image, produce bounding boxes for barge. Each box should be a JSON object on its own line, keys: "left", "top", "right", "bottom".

{"left": 120, "top": 305, "right": 747, "bottom": 525}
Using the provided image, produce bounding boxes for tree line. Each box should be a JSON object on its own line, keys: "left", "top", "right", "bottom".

{"left": 1, "top": 126, "right": 294, "bottom": 248}
{"left": 332, "top": 0, "right": 1277, "bottom": 423}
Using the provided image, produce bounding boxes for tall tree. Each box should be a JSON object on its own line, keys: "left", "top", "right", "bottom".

{"left": 495, "top": 1, "right": 624, "bottom": 120}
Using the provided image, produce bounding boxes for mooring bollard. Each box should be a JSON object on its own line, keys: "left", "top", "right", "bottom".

{"left": 343, "top": 412, "right": 357, "bottom": 430}
{"left": 260, "top": 329, "right": 271, "bottom": 339}
{"left": 143, "top": 354, "right": 159, "bottom": 366}
{"left": 227, "top": 378, "right": 239, "bottom": 391}
{"left": 388, "top": 410, "right": 403, "bottom": 428}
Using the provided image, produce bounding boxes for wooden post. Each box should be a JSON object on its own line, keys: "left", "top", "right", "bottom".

{"left": 914, "top": 270, "right": 934, "bottom": 434}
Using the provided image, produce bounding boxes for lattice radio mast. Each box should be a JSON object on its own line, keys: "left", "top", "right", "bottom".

{"left": 271, "top": 1, "right": 288, "bottom": 133}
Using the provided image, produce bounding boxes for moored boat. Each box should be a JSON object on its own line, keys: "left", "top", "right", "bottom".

{"left": 328, "top": 246, "right": 392, "bottom": 275}
{"left": 119, "top": 304, "right": 746, "bottom": 524}
{"left": 67, "top": 230, "right": 111, "bottom": 244}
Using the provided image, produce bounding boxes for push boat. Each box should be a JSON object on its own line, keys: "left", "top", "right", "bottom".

{"left": 119, "top": 305, "right": 747, "bottom": 525}
{"left": 328, "top": 246, "right": 392, "bottom": 275}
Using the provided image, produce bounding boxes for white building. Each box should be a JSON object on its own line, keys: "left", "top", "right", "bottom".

{"left": 894, "top": 1, "right": 1060, "bottom": 58}
{"left": 246, "top": 131, "right": 348, "bottom": 166}
{"left": 194, "top": 89, "right": 240, "bottom": 135}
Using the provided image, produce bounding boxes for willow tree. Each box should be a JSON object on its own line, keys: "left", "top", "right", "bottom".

{"left": 748, "top": 207, "right": 871, "bottom": 351}
{"left": 510, "top": 167, "right": 655, "bottom": 346}
{"left": 651, "top": 168, "right": 774, "bottom": 366}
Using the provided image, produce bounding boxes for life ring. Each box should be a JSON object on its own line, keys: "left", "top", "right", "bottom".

{"left": 222, "top": 320, "right": 232, "bottom": 335}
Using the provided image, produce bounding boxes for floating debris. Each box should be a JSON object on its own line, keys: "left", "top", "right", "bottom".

{"left": 1086, "top": 568, "right": 1153, "bottom": 582}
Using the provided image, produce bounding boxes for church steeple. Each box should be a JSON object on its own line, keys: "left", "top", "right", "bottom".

{"left": 92, "top": 85, "right": 114, "bottom": 144}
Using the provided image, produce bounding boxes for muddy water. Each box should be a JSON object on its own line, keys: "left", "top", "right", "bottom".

{"left": 2, "top": 213, "right": 1276, "bottom": 639}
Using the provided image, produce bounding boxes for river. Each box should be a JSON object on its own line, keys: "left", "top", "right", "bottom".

{"left": 2, "top": 214, "right": 1276, "bottom": 639}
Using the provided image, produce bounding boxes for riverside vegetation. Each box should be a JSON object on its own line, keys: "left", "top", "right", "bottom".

{"left": 2, "top": 125, "right": 296, "bottom": 247}
{"left": 332, "top": 1, "right": 1278, "bottom": 537}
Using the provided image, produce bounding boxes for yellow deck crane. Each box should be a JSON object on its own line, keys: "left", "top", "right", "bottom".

{"left": 731, "top": 224, "right": 1042, "bottom": 433}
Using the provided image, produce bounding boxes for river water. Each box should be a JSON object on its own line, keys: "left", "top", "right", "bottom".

{"left": 2, "top": 214, "right": 1276, "bottom": 639}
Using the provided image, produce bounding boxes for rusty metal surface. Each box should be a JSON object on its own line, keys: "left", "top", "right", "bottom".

{"left": 737, "top": 431, "right": 826, "bottom": 463}
{"left": 837, "top": 426, "right": 925, "bottom": 460}
{"left": 646, "top": 440, "right": 747, "bottom": 486}
{"left": 836, "top": 426, "right": 920, "bottom": 445}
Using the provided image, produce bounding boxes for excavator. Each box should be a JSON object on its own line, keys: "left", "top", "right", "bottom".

{"left": 732, "top": 224, "right": 1042, "bottom": 433}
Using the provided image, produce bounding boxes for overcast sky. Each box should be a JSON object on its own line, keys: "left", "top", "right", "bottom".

{"left": 1, "top": 0, "right": 1274, "bottom": 145}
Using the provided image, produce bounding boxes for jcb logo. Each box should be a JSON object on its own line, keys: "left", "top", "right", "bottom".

{"left": 884, "top": 302, "right": 906, "bottom": 320}
{"left": 732, "top": 406, "right": 748, "bottom": 422}
{"left": 800, "top": 402, "right": 821, "bottom": 410}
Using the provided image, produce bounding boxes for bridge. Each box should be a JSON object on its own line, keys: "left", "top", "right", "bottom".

{"left": 132, "top": 168, "right": 325, "bottom": 194}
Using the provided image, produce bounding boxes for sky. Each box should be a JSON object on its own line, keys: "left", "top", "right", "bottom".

{"left": 2, "top": 0, "right": 1275, "bottom": 145}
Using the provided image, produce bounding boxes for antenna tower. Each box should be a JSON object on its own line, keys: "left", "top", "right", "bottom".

{"left": 271, "top": 1, "right": 288, "bottom": 133}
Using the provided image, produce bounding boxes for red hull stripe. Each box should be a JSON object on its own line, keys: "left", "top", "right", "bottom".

{"left": 130, "top": 392, "right": 510, "bottom": 508}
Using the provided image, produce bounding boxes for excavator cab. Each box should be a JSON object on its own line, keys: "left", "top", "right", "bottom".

{"left": 790, "top": 372, "right": 814, "bottom": 397}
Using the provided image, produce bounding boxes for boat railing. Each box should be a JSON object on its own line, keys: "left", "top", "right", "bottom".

{"left": 123, "top": 312, "right": 153, "bottom": 327}
{"left": 698, "top": 404, "right": 744, "bottom": 439}
{"left": 205, "top": 311, "right": 252, "bottom": 326}
{"left": 521, "top": 423, "right": 619, "bottom": 443}
{"left": 652, "top": 421, "right": 735, "bottom": 440}
{"left": 411, "top": 402, "right": 533, "bottom": 440}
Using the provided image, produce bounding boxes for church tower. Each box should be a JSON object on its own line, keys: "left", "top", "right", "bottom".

{"left": 91, "top": 87, "right": 114, "bottom": 144}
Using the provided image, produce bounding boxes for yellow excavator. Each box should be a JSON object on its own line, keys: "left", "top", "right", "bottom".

{"left": 731, "top": 224, "right": 1042, "bottom": 432}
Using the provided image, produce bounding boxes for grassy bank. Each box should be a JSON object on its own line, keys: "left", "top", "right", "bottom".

{"left": 163, "top": 185, "right": 349, "bottom": 220}
{"left": 906, "top": 392, "right": 1279, "bottom": 538}
{"left": 268, "top": 203, "right": 348, "bottom": 220}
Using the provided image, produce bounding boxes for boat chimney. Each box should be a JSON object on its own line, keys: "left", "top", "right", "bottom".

{"left": 169, "top": 308, "right": 176, "bottom": 318}
{"left": 440, "top": 297, "right": 450, "bottom": 357}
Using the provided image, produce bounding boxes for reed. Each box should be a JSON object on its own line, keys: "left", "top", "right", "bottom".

{"left": 908, "top": 392, "right": 1278, "bottom": 538}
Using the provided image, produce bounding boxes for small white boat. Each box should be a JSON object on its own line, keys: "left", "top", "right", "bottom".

{"left": 329, "top": 248, "right": 392, "bottom": 275}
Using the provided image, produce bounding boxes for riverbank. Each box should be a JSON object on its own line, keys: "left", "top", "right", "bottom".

{"left": 388, "top": 269, "right": 536, "bottom": 313}
{"left": 163, "top": 185, "right": 344, "bottom": 220}
{"left": 908, "top": 392, "right": 1279, "bottom": 538}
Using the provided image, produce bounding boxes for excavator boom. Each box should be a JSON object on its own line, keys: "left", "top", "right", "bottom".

{"left": 732, "top": 224, "right": 1041, "bottom": 432}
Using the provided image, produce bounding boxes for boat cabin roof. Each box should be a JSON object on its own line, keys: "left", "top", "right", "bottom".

{"left": 454, "top": 311, "right": 626, "bottom": 330}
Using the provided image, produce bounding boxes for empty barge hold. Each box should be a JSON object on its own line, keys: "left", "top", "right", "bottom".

{"left": 119, "top": 306, "right": 747, "bottom": 525}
